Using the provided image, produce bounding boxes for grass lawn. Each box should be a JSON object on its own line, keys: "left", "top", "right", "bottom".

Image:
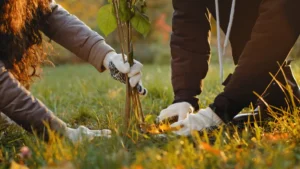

{"left": 0, "top": 61, "right": 300, "bottom": 169}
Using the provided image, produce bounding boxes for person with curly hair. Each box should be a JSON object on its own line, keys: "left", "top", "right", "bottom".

{"left": 0, "top": 0, "right": 145, "bottom": 142}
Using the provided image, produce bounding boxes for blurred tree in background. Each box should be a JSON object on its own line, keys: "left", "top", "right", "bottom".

{"left": 47, "top": 0, "right": 299, "bottom": 65}
{"left": 48, "top": 0, "right": 174, "bottom": 65}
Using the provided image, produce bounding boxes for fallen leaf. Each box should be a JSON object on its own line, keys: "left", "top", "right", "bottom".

{"left": 131, "top": 165, "right": 143, "bottom": 169}
{"left": 200, "top": 142, "right": 221, "bottom": 156}
{"left": 175, "top": 164, "right": 185, "bottom": 169}
{"left": 41, "top": 161, "right": 75, "bottom": 169}
{"left": 140, "top": 122, "right": 181, "bottom": 135}
{"left": 262, "top": 133, "right": 289, "bottom": 143}
{"left": 10, "top": 160, "right": 29, "bottom": 169}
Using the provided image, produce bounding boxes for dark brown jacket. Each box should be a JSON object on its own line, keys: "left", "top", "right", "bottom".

{"left": 285, "top": 0, "right": 300, "bottom": 32}
{"left": 171, "top": 0, "right": 299, "bottom": 112}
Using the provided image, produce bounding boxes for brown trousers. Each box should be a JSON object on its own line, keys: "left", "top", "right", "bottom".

{"left": 171, "top": 0, "right": 299, "bottom": 122}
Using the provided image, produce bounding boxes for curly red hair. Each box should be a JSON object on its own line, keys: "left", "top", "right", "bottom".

{"left": 0, "top": 0, "right": 51, "bottom": 87}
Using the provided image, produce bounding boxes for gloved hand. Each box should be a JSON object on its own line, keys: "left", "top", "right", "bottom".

{"left": 103, "top": 51, "right": 147, "bottom": 95}
{"left": 65, "top": 126, "right": 111, "bottom": 143}
{"left": 170, "top": 107, "right": 224, "bottom": 136}
{"left": 157, "top": 102, "right": 194, "bottom": 123}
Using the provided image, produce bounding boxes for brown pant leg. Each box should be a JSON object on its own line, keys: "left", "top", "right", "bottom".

{"left": 211, "top": 0, "right": 300, "bottom": 122}
{"left": 285, "top": 0, "right": 300, "bottom": 32}
{"left": 209, "top": 0, "right": 299, "bottom": 110}
{"left": 171, "top": 0, "right": 261, "bottom": 109}
{"left": 171, "top": 0, "right": 211, "bottom": 110}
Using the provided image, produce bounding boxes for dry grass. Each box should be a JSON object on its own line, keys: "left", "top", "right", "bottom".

{"left": 0, "top": 62, "right": 299, "bottom": 169}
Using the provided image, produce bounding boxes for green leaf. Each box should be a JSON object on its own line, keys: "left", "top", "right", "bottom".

{"left": 134, "top": 0, "right": 147, "bottom": 13}
{"left": 145, "top": 114, "right": 156, "bottom": 124}
{"left": 130, "top": 9, "right": 151, "bottom": 36}
{"left": 119, "top": 0, "right": 132, "bottom": 22}
{"left": 97, "top": 4, "right": 117, "bottom": 36}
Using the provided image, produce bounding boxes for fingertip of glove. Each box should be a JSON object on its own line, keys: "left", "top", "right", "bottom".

{"left": 138, "top": 87, "right": 147, "bottom": 96}
{"left": 170, "top": 121, "right": 182, "bottom": 128}
{"left": 102, "top": 129, "right": 112, "bottom": 135}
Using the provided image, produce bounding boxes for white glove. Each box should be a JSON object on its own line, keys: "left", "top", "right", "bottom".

{"left": 157, "top": 102, "right": 194, "bottom": 123}
{"left": 170, "top": 107, "right": 224, "bottom": 136}
{"left": 103, "top": 52, "right": 147, "bottom": 95}
{"left": 65, "top": 126, "right": 111, "bottom": 143}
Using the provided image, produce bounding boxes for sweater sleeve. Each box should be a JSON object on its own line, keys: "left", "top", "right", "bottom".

{"left": 0, "top": 61, "right": 67, "bottom": 137}
{"left": 41, "top": 0, "right": 114, "bottom": 72}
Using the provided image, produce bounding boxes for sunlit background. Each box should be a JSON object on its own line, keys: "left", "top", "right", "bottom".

{"left": 51, "top": 0, "right": 300, "bottom": 66}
